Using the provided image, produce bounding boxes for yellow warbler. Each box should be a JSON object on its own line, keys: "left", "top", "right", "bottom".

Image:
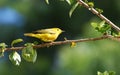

{"left": 24, "top": 28, "right": 64, "bottom": 42}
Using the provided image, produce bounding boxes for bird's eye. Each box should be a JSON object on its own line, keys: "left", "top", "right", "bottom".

{"left": 57, "top": 29, "right": 59, "bottom": 31}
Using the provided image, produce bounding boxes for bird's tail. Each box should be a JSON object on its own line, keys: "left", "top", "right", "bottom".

{"left": 24, "top": 33, "right": 36, "bottom": 37}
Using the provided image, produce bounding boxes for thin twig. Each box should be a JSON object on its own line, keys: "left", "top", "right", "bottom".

{"left": 5, "top": 36, "right": 108, "bottom": 51}
{"left": 77, "top": 0, "right": 120, "bottom": 32}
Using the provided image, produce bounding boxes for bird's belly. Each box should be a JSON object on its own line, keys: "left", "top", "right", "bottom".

{"left": 39, "top": 34, "right": 57, "bottom": 42}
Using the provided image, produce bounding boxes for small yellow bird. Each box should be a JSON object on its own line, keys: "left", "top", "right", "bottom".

{"left": 24, "top": 28, "right": 64, "bottom": 42}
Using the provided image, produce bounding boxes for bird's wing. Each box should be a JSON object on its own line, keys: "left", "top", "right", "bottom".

{"left": 33, "top": 29, "right": 56, "bottom": 34}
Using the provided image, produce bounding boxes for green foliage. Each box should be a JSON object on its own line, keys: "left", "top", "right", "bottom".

{"left": 45, "top": 0, "right": 79, "bottom": 17}
{"left": 45, "top": 0, "right": 74, "bottom": 5}
{"left": 22, "top": 43, "right": 37, "bottom": 63}
{"left": 91, "top": 21, "right": 120, "bottom": 36}
{"left": 95, "top": 8, "right": 104, "bottom": 14}
{"left": 69, "top": 2, "right": 79, "bottom": 17}
{"left": 0, "top": 39, "right": 38, "bottom": 66}
{"left": 11, "top": 38, "right": 23, "bottom": 47}
{"left": 0, "top": 43, "right": 7, "bottom": 57}
{"left": 111, "top": 31, "right": 119, "bottom": 37}
{"left": 97, "top": 71, "right": 116, "bottom": 75}
{"left": 91, "top": 21, "right": 111, "bottom": 34}
{"left": 45, "top": 0, "right": 49, "bottom": 4}
{"left": 9, "top": 39, "right": 24, "bottom": 66}
{"left": 64, "top": 0, "right": 80, "bottom": 17}
{"left": 84, "top": 0, "right": 88, "bottom": 3}
{"left": 84, "top": 0, "right": 94, "bottom": 8}
{"left": 9, "top": 51, "right": 21, "bottom": 66}
{"left": 87, "top": 2, "right": 94, "bottom": 8}
{"left": 9, "top": 39, "right": 37, "bottom": 66}
{"left": 65, "top": 0, "right": 74, "bottom": 5}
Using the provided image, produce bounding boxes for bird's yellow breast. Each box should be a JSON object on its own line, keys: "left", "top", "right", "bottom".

{"left": 37, "top": 33, "right": 58, "bottom": 42}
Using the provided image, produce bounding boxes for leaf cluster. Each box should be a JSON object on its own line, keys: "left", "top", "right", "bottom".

{"left": 91, "top": 21, "right": 111, "bottom": 34}
{"left": 91, "top": 21, "right": 120, "bottom": 37}
{"left": 0, "top": 39, "right": 37, "bottom": 66}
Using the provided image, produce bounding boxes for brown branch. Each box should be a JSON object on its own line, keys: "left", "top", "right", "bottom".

{"left": 5, "top": 36, "right": 109, "bottom": 51}
{"left": 77, "top": 0, "right": 120, "bottom": 32}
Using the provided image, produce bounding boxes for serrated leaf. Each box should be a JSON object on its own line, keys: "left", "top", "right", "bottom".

{"left": 9, "top": 51, "right": 21, "bottom": 66}
{"left": 69, "top": 2, "right": 79, "bottom": 17}
{"left": 22, "top": 43, "right": 37, "bottom": 63}
{"left": 45, "top": 0, "right": 49, "bottom": 4}
{"left": 0, "top": 43, "right": 7, "bottom": 57}
{"left": 11, "top": 38, "right": 23, "bottom": 47}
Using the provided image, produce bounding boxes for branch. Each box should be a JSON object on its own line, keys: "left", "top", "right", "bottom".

{"left": 5, "top": 36, "right": 109, "bottom": 51}
{"left": 77, "top": 0, "right": 120, "bottom": 32}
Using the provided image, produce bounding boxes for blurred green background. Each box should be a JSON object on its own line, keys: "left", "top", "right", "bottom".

{"left": 0, "top": 0, "right": 120, "bottom": 75}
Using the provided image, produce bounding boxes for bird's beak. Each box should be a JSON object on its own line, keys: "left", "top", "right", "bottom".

{"left": 62, "top": 30, "right": 65, "bottom": 32}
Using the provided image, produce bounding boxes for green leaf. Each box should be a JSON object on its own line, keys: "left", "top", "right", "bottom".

{"left": 66, "top": 0, "right": 74, "bottom": 5}
{"left": 91, "top": 22, "right": 100, "bottom": 32}
{"left": 45, "top": 0, "right": 49, "bottom": 4}
{"left": 9, "top": 51, "right": 21, "bottom": 66}
{"left": 0, "top": 43, "right": 7, "bottom": 57}
{"left": 109, "top": 71, "right": 116, "bottom": 75}
{"left": 33, "top": 41, "right": 39, "bottom": 45}
{"left": 91, "top": 22, "right": 98, "bottom": 28}
{"left": 99, "top": 21, "right": 111, "bottom": 33}
{"left": 11, "top": 38, "right": 23, "bottom": 47}
{"left": 99, "top": 20, "right": 105, "bottom": 28}
{"left": 100, "top": 24, "right": 111, "bottom": 33}
{"left": 97, "top": 71, "right": 116, "bottom": 75}
{"left": 104, "top": 71, "right": 109, "bottom": 75}
{"left": 66, "top": 0, "right": 71, "bottom": 5}
{"left": 22, "top": 43, "right": 37, "bottom": 63}
{"left": 84, "top": 0, "right": 88, "bottom": 3}
{"left": 97, "top": 71, "right": 103, "bottom": 75}
{"left": 95, "top": 8, "right": 103, "bottom": 14}
{"left": 69, "top": 2, "right": 79, "bottom": 17}
{"left": 87, "top": 2, "right": 94, "bottom": 8}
